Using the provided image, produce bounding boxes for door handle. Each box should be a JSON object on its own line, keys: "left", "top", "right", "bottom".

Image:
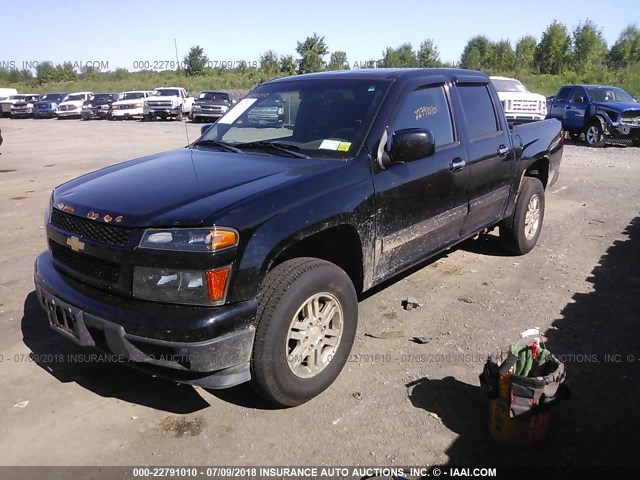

{"left": 449, "top": 158, "right": 466, "bottom": 171}
{"left": 497, "top": 145, "right": 511, "bottom": 156}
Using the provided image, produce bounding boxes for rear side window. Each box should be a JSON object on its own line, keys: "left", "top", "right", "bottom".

{"left": 457, "top": 84, "right": 499, "bottom": 139}
{"left": 392, "top": 85, "right": 454, "bottom": 147}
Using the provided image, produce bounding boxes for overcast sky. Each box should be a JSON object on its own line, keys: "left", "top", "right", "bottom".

{"left": 1, "top": 0, "right": 638, "bottom": 71}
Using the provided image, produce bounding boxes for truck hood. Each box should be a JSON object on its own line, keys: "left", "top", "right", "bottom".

{"left": 113, "top": 99, "right": 144, "bottom": 106}
{"left": 592, "top": 102, "right": 640, "bottom": 113}
{"left": 497, "top": 91, "right": 546, "bottom": 102}
{"left": 53, "top": 147, "right": 340, "bottom": 228}
{"left": 147, "top": 96, "right": 179, "bottom": 101}
{"left": 59, "top": 100, "right": 85, "bottom": 107}
{"left": 195, "top": 100, "right": 230, "bottom": 107}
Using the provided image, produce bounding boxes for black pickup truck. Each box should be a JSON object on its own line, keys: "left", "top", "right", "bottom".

{"left": 35, "top": 69, "right": 563, "bottom": 407}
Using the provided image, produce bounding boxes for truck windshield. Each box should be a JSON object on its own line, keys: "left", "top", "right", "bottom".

{"left": 196, "top": 78, "right": 391, "bottom": 159}
{"left": 199, "top": 92, "right": 230, "bottom": 101}
{"left": 491, "top": 79, "right": 528, "bottom": 93}
{"left": 153, "top": 89, "right": 180, "bottom": 97}
{"left": 587, "top": 87, "right": 636, "bottom": 103}
{"left": 121, "top": 92, "right": 145, "bottom": 100}
{"left": 65, "top": 94, "right": 86, "bottom": 101}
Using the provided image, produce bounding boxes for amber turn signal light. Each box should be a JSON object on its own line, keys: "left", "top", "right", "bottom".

{"left": 209, "top": 229, "right": 238, "bottom": 251}
{"left": 205, "top": 266, "right": 231, "bottom": 302}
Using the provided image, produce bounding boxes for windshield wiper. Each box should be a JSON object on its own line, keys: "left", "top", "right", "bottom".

{"left": 192, "top": 139, "right": 244, "bottom": 153}
{"left": 239, "top": 141, "right": 310, "bottom": 159}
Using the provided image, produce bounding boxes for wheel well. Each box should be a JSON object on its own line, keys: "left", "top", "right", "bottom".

{"left": 524, "top": 158, "right": 549, "bottom": 189}
{"left": 271, "top": 226, "right": 364, "bottom": 294}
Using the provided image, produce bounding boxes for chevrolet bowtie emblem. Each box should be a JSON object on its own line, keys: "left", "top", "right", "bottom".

{"left": 66, "top": 236, "right": 85, "bottom": 252}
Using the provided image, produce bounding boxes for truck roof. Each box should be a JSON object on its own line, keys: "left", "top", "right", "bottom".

{"left": 267, "top": 68, "right": 489, "bottom": 83}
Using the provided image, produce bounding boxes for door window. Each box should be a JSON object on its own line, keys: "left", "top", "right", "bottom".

{"left": 457, "top": 85, "right": 500, "bottom": 139}
{"left": 392, "top": 85, "right": 454, "bottom": 148}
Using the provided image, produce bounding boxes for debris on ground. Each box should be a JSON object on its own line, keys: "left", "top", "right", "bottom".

{"left": 458, "top": 296, "right": 474, "bottom": 304}
{"left": 365, "top": 330, "right": 406, "bottom": 339}
{"left": 402, "top": 297, "right": 422, "bottom": 310}
{"left": 13, "top": 401, "right": 29, "bottom": 408}
{"left": 411, "top": 336, "right": 432, "bottom": 345}
{"left": 352, "top": 392, "right": 362, "bottom": 400}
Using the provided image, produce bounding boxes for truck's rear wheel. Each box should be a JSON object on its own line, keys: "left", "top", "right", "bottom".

{"left": 251, "top": 257, "right": 357, "bottom": 407}
{"left": 500, "top": 177, "right": 545, "bottom": 255}
{"left": 585, "top": 122, "right": 606, "bottom": 147}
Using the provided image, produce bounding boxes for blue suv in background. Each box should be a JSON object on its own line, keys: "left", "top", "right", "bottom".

{"left": 547, "top": 84, "right": 640, "bottom": 147}
{"left": 33, "top": 92, "right": 69, "bottom": 119}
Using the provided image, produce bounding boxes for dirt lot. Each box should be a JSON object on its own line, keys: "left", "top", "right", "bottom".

{"left": 0, "top": 118, "right": 639, "bottom": 471}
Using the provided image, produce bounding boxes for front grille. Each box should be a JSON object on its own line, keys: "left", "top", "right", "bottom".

{"left": 511, "top": 99, "right": 540, "bottom": 112}
{"left": 49, "top": 240, "right": 120, "bottom": 285}
{"left": 148, "top": 101, "right": 173, "bottom": 108}
{"left": 51, "top": 209, "right": 131, "bottom": 246}
{"left": 621, "top": 112, "right": 640, "bottom": 124}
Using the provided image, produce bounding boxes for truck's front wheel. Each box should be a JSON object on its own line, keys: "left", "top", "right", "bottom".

{"left": 500, "top": 177, "right": 545, "bottom": 255}
{"left": 585, "top": 121, "right": 606, "bottom": 147}
{"left": 251, "top": 258, "right": 357, "bottom": 407}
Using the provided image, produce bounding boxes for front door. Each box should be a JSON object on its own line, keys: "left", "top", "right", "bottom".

{"left": 372, "top": 81, "right": 469, "bottom": 281}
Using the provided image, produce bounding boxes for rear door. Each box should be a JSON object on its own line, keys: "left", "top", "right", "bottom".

{"left": 372, "top": 79, "right": 469, "bottom": 280}
{"left": 453, "top": 81, "right": 514, "bottom": 235}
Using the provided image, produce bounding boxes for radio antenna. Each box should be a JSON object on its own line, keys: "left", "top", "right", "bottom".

{"left": 174, "top": 38, "right": 190, "bottom": 145}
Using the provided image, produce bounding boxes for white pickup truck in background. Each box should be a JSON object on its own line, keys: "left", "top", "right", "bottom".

{"left": 143, "top": 87, "right": 194, "bottom": 121}
{"left": 491, "top": 76, "right": 547, "bottom": 124}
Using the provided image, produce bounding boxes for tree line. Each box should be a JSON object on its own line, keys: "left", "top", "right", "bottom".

{"left": 1, "top": 20, "right": 639, "bottom": 94}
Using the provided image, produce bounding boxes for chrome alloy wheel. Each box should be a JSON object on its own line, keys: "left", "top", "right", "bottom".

{"left": 524, "top": 194, "right": 541, "bottom": 240}
{"left": 286, "top": 292, "right": 344, "bottom": 378}
{"left": 586, "top": 125, "right": 601, "bottom": 145}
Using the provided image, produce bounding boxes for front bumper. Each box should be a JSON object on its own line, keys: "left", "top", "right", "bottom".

{"left": 56, "top": 110, "right": 81, "bottom": 118}
{"left": 111, "top": 107, "right": 143, "bottom": 118}
{"left": 34, "top": 252, "right": 257, "bottom": 388}
{"left": 192, "top": 111, "right": 224, "bottom": 121}
{"left": 144, "top": 107, "right": 181, "bottom": 116}
{"left": 609, "top": 123, "right": 640, "bottom": 139}
{"left": 81, "top": 109, "right": 110, "bottom": 119}
{"left": 34, "top": 109, "right": 57, "bottom": 118}
{"left": 504, "top": 112, "right": 546, "bottom": 122}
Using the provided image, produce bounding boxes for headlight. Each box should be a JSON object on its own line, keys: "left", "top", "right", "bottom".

{"left": 139, "top": 227, "right": 238, "bottom": 252}
{"left": 45, "top": 192, "right": 54, "bottom": 225}
{"left": 135, "top": 102, "right": 143, "bottom": 108}
{"left": 133, "top": 265, "right": 231, "bottom": 305}
{"left": 50, "top": 103, "right": 58, "bottom": 108}
{"left": 193, "top": 105, "right": 202, "bottom": 111}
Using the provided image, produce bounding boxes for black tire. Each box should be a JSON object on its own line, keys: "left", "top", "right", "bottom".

{"left": 142, "top": 114, "right": 151, "bottom": 122}
{"left": 251, "top": 257, "right": 358, "bottom": 407}
{"left": 500, "top": 177, "right": 545, "bottom": 255}
{"left": 585, "top": 121, "right": 606, "bottom": 147}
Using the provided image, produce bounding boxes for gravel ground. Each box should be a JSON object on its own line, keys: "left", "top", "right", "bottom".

{"left": 0, "top": 118, "right": 639, "bottom": 471}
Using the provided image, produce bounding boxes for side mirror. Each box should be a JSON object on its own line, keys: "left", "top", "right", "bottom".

{"left": 200, "top": 124, "right": 213, "bottom": 135}
{"left": 387, "top": 128, "right": 435, "bottom": 164}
